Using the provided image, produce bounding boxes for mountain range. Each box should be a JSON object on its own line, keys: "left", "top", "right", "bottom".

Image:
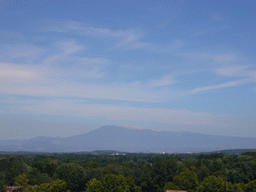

{"left": 1, "top": 125, "right": 256, "bottom": 153}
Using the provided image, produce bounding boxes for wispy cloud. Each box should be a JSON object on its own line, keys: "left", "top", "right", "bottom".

{"left": 1, "top": 42, "right": 254, "bottom": 103}
{"left": 0, "top": 31, "right": 25, "bottom": 43}
{"left": 42, "top": 40, "right": 109, "bottom": 79}
{"left": 205, "top": 65, "right": 256, "bottom": 93}
{"left": 0, "top": 62, "right": 161, "bottom": 102}
{"left": 2, "top": 40, "right": 108, "bottom": 81}
{"left": 184, "top": 52, "right": 237, "bottom": 63}
{"left": 0, "top": 63, "right": 44, "bottom": 80}
{"left": 0, "top": 44, "right": 47, "bottom": 64}
{"left": 43, "top": 40, "right": 85, "bottom": 65}
{"left": 249, "top": 70, "right": 256, "bottom": 80}
{"left": 190, "top": 79, "right": 250, "bottom": 94}
{"left": 211, "top": 14, "right": 224, "bottom": 21}
{"left": 0, "top": 40, "right": 178, "bottom": 102}
{"left": 214, "top": 65, "right": 250, "bottom": 77}
{"left": 144, "top": 39, "right": 185, "bottom": 53}
{"left": 149, "top": 75, "right": 177, "bottom": 88}
{"left": 55, "top": 40, "right": 84, "bottom": 54}
{"left": 168, "top": 64, "right": 256, "bottom": 95}
{"left": 44, "top": 20, "right": 146, "bottom": 50}
{"left": 3, "top": 97, "right": 231, "bottom": 127}
{"left": 214, "top": 65, "right": 256, "bottom": 82}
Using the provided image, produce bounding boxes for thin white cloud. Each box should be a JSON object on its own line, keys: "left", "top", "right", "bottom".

{"left": 214, "top": 65, "right": 256, "bottom": 82}
{"left": 185, "top": 52, "right": 237, "bottom": 63}
{"left": 1, "top": 40, "right": 108, "bottom": 80}
{"left": 149, "top": 75, "right": 177, "bottom": 88}
{"left": 248, "top": 70, "right": 256, "bottom": 81}
{"left": 43, "top": 40, "right": 85, "bottom": 65}
{"left": 214, "top": 65, "right": 250, "bottom": 77}
{"left": 190, "top": 79, "right": 250, "bottom": 94}
{"left": 0, "top": 62, "right": 161, "bottom": 102}
{"left": 44, "top": 20, "right": 146, "bottom": 49}
{"left": 211, "top": 14, "right": 224, "bottom": 21}
{"left": 0, "top": 40, "right": 180, "bottom": 102}
{"left": 55, "top": 40, "right": 84, "bottom": 54}
{"left": 4, "top": 98, "right": 230, "bottom": 127}
{"left": 143, "top": 39, "right": 185, "bottom": 53}
{"left": 1, "top": 31, "right": 255, "bottom": 106}
{"left": 0, "top": 63, "right": 43, "bottom": 79}
{"left": 0, "top": 44, "right": 47, "bottom": 64}
{"left": 0, "top": 31, "right": 25, "bottom": 42}
{"left": 46, "top": 20, "right": 131, "bottom": 38}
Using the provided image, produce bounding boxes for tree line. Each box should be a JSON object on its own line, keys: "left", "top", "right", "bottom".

{"left": 1, "top": 152, "right": 256, "bottom": 191}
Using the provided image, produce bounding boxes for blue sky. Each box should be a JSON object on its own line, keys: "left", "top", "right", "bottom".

{"left": 0, "top": 0, "right": 256, "bottom": 140}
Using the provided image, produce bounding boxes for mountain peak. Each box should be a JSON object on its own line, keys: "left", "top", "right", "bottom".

{"left": 121, "top": 125, "right": 164, "bottom": 132}
{"left": 1, "top": 125, "right": 256, "bottom": 153}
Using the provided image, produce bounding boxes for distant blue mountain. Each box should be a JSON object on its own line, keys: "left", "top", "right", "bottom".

{"left": 1, "top": 125, "right": 256, "bottom": 153}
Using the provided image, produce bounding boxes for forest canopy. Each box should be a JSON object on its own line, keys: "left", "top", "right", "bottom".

{"left": 1, "top": 151, "right": 256, "bottom": 192}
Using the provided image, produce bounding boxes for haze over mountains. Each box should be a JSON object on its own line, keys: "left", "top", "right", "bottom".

{"left": 1, "top": 126, "right": 256, "bottom": 153}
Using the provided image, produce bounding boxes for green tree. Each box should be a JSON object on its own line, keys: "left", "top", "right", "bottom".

{"left": 82, "top": 162, "right": 101, "bottom": 169}
{"left": 125, "top": 163, "right": 153, "bottom": 192}
{"left": 0, "top": 172, "right": 6, "bottom": 192}
{"left": 14, "top": 174, "right": 29, "bottom": 189}
{"left": 245, "top": 180, "right": 256, "bottom": 192}
{"left": 42, "top": 158, "right": 59, "bottom": 177}
{"left": 152, "top": 158, "right": 180, "bottom": 191}
{"left": 195, "top": 165, "right": 210, "bottom": 183}
{"left": 103, "top": 164, "right": 121, "bottom": 175}
{"left": 23, "top": 179, "right": 69, "bottom": 192}
{"left": 196, "top": 175, "right": 224, "bottom": 192}
{"left": 86, "top": 178, "right": 104, "bottom": 192}
{"left": 100, "top": 173, "right": 141, "bottom": 192}
{"left": 164, "top": 182, "right": 180, "bottom": 191}
{"left": 233, "top": 183, "right": 244, "bottom": 191}
{"left": 173, "top": 170, "right": 198, "bottom": 191}
{"left": 29, "top": 171, "right": 52, "bottom": 185}
{"left": 53, "top": 163, "right": 85, "bottom": 191}
{"left": 84, "top": 167, "right": 105, "bottom": 183}
{"left": 0, "top": 157, "right": 31, "bottom": 186}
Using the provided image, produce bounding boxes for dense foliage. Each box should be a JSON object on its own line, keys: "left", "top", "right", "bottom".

{"left": 1, "top": 151, "right": 256, "bottom": 191}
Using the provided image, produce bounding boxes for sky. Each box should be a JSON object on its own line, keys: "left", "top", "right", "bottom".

{"left": 0, "top": 0, "right": 256, "bottom": 140}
